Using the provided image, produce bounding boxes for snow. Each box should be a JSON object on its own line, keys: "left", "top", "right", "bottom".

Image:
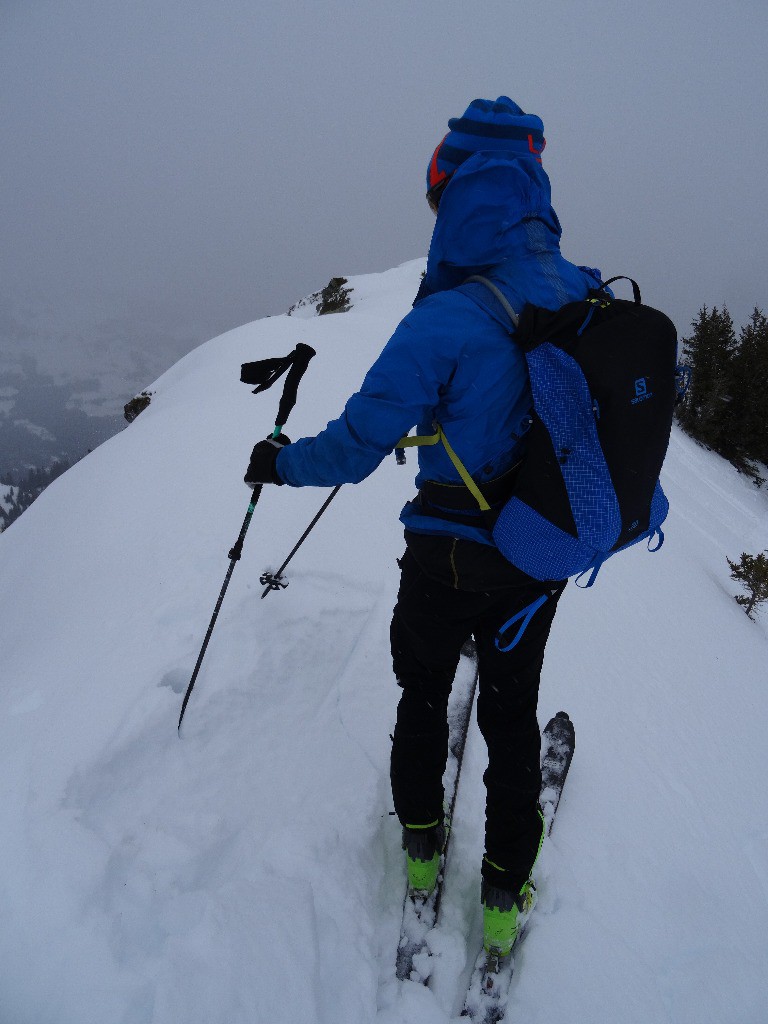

{"left": 0, "top": 258, "right": 766, "bottom": 1024}
{"left": 0, "top": 483, "right": 19, "bottom": 516}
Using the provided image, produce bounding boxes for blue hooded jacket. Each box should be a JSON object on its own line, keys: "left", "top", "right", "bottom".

{"left": 277, "top": 114, "right": 602, "bottom": 546}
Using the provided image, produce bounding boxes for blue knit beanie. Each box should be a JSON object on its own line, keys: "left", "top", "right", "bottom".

{"left": 426, "top": 96, "right": 546, "bottom": 196}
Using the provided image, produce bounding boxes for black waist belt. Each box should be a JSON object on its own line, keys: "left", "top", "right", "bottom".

{"left": 418, "top": 460, "right": 521, "bottom": 513}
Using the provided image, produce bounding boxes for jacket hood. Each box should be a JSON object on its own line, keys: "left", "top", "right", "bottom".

{"left": 420, "top": 151, "right": 563, "bottom": 298}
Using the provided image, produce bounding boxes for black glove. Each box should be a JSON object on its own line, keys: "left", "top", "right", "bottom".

{"left": 244, "top": 434, "right": 291, "bottom": 488}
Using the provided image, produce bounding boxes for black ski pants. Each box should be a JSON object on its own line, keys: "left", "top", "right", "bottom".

{"left": 389, "top": 533, "right": 565, "bottom": 894}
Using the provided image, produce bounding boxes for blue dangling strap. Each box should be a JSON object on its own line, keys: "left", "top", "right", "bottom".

{"left": 495, "top": 593, "right": 550, "bottom": 653}
{"left": 575, "top": 527, "right": 665, "bottom": 589}
{"left": 575, "top": 555, "right": 607, "bottom": 589}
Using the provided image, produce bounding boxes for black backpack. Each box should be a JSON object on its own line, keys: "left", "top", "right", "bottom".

{"left": 467, "top": 275, "right": 682, "bottom": 586}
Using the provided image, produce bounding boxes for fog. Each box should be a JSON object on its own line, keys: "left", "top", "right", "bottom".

{"left": 2, "top": 0, "right": 767, "bottom": 468}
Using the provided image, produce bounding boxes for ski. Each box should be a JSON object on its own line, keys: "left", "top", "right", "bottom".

{"left": 539, "top": 709, "right": 576, "bottom": 835}
{"left": 461, "top": 711, "right": 575, "bottom": 1023}
{"left": 395, "top": 639, "right": 479, "bottom": 983}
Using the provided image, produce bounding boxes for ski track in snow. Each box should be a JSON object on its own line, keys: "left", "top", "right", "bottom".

{"left": 0, "top": 259, "right": 767, "bottom": 1024}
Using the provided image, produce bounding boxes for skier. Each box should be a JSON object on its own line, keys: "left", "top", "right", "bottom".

{"left": 245, "top": 96, "right": 602, "bottom": 959}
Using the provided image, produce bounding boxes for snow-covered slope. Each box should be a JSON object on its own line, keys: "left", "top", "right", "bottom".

{"left": 0, "top": 260, "right": 766, "bottom": 1024}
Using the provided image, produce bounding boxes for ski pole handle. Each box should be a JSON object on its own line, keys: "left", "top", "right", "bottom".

{"left": 274, "top": 343, "right": 315, "bottom": 433}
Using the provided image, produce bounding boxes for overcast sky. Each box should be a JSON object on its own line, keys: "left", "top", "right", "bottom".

{"left": 2, "top": 0, "right": 767, "bottom": 399}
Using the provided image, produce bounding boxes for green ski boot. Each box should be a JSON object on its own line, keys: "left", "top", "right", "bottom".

{"left": 482, "top": 877, "right": 536, "bottom": 959}
{"left": 402, "top": 821, "right": 445, "bottom": 897}
{"left": 482, "top": 807, "right": 544, "bottom": 960}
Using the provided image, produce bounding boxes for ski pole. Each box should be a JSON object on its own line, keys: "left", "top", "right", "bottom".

{"left": 177, "top": 342, "right": 316, "bottom": 733}
{"left": 260, "top": 484, "right": 342, "bottom": 597}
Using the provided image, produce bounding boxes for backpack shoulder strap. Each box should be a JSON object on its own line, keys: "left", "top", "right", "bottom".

{"left": 463, "top": 275, "right": 520, "bottom": 331}
{"left": 394, "top": 275, "right": 523, "bottom": 514}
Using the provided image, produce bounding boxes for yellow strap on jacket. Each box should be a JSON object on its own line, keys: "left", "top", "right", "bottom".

{"left": 396, "top": 424, "right": 491, "bottom": 512}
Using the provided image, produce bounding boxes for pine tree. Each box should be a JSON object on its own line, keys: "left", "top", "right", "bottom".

{"left": 678, "top": 305, "right": 737, "bottom": 453}
{"left": 728, "top": 309, "right": 768, "bottom": 469}
{"left": 727, "top": 551, "right": 768, "bottom": 619}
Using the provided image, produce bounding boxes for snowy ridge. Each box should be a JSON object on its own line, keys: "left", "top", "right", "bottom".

{"left": 0, "top": 257, "right": 766, "bottom": 1024}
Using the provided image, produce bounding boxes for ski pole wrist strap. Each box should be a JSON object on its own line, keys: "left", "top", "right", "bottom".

{"left": 396, "top": 423, "right": 491, "bottom": 513}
